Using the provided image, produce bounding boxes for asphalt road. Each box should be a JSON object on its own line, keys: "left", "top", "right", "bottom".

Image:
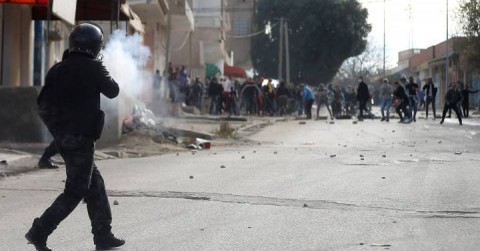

{"left": 1, "top": 115, "right": 480, "bottom": 251}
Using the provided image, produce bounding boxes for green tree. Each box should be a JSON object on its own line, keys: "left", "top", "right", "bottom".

{"left": 457, "top": 0, "right": 480, "bottom": 72}
{"left": 251, "top": 0, "right": 371, "bottom": 84}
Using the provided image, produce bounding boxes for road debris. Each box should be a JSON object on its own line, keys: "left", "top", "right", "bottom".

{"left": 455, "top": 152, "right": 462, "bottom": 155}
{"left": 220, "top": 165, "right": 226, "bottom": 169}
{"left": 113, "top": 200, "right": 119, "bottom": 206}
{"left": 330, "top": 154, "right": 336, "bottom": 158}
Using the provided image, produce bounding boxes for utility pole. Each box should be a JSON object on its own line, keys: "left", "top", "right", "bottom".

{"left": 278, "top": 17, "right": 284, "bottom": 81}
{"left": 445, "top": 0, "right": 449, "bottom": 91}
{"left": 284, "top": 21, "right": 290, "bottom": 85}
{"left": 164, "top": 0, "right": 173, "bottom": 77}
{"left": 383, "top": 0, "right": 386, "bottom": 78}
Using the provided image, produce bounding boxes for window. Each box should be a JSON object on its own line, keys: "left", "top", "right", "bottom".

{"left": 234, "top": 17, "right": 249, "bottom": 36}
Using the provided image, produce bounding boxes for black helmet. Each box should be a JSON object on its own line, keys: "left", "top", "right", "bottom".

{"left": 69, "top": 23, "right": 104, "bottom": 58}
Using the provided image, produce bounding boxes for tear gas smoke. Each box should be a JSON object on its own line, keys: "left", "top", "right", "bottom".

{"left": 102, "top": 30, "right": 152, "bottom": 99}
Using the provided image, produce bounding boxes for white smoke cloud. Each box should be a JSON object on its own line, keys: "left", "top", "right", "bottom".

{"left": 102, "top": 30, "right": 152, "bottom": 99}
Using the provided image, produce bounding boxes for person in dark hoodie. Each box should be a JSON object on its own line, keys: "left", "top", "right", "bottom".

{"left": 25, "top": 23, "right": 124, "bottom": 251}
{"left": 356, "top": 76, "right": 370, "bottom": 119}
{"left": 461, "top": 82, "right": 479, "bottom": 118}
{"left": 441, "top": 82, "right": 463, "bottom": 125}
{"left": 393, "top": 81, "right": 410, "bottom": 123}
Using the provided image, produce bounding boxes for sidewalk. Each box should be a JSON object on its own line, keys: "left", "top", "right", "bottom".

{"left": 0, "top": 115, "right": 275, "bottom": 177}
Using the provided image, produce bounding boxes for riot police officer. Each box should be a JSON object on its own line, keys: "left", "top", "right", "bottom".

{"left": 25, "top": 23, "right": 125, "bottom": 251}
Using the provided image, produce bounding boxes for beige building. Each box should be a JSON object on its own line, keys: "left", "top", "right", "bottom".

{"left": 0, "top": 0, "right": 194, "bottom": 144}
{"left": 225, "top": 0, "right": 255, "bottom": 69}
{"left": 170, "top": 0, "right": 231, "bottom": 80}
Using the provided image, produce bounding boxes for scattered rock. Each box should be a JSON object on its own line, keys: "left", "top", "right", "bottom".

{"left": 438, "top": 141, "right": 442, "bottom": 144}
{"left": 62, "top": 180, "right": 65, "bottom": 183}
{"left": 248, "top": 226, "right": 252, "bottom": 229}
{"left": 253, "top": 150, "right": 256, "bottom": 153}
{"left": 303, "top": 203, "right": 308, "bottom": 208}
{"left": 359, "top": 243, "right": 364, "bottom": 246}
{"left": 392, "top": 130, "right": 395, "bottom": 133}
{"left": 393, "top": 221, "right": 397, "bottom": 223}
{"left": 274, "top": 151, "right": 278, "bottom": 154}
{"left": 241, "top": 156, "right": 245, "bottom": 159}
{"left": 329, "top": 121, "right": 334, "bottom": 124}
{"left": 382, "top": 155, "right": 387, "bottom": 158}
{"left": 220, "top": 165, "right": 226, "bottom": 169}
{"left": 0, "top": 160, "right": 7, "bottom": 165}
{"left": 353, "top": 121, "right": 358, "bottom": 124}
{"left": 189, "top": 176, "right": 194, "bottom": 179}
{"left": 299, "top": 121, "right": 306, "bottom": 125}
{"left": 382, "top": 177, "right": 386, "bottom": 179}
{"left": 330, "top": 154, "right": 336, "bottom": 158}
{"left": 455, "top": 152, "right": 462, "bottom": 155}
{"left": 200, "top": 228, "right": 205, "bottom": 231}
{"left": 176, "top": 153, "right": 179, "bottom": 156}
{"left": 113, "top": 200, "right": 119, "bottom": 206}
{"left": 361, "top": 158, "right": 364, "bottom": 160}
{"left": 360, "top": 155, "right": 364, "bottom": 157}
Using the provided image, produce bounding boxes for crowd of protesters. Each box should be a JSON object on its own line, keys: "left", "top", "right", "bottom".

{"left": 156, "top": 64, "right": 478, "bottom": 125}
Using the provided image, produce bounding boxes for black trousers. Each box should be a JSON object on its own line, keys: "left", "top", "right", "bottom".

{"left": 442, "top": 103, "right": 462, "bottom": 124}
{"left": 395, "top": 102, "right": 408, "bottom": 120}
{"left": 425, "top": 96, "right": 436, "bottom": 118}
{"left": 40, "top": 141, "right": 58, "bottom": 161}
{"left": 462, "top": 97, "right": 470, "bottom": 118}
{"left": 304, "top": 99, "right": 314, "bottom": 119}
{"left": 32, "top": 134, "right": 112, "bottom": 238}
{"left": 358, "top": 100, "right": 368, "bottom": 117}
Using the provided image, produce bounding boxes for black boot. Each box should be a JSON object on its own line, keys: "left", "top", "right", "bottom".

{"left": 94, "top": 233, "right": 125, "bottom": 250}
{"left": 25, "top": 219, "right": 52, "bottom": 251}
{"left": 38, "top": 159, "right": 59, "bottom": 169}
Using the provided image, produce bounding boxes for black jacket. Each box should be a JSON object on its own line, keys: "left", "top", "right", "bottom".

{"left": 357, "top": 81, "right": 370, "bottom": 101}
{"left": 37, "top": 53, "right": 119, "bottom": 138}
{"left": 394, "top": 85, "right": 409, "bottom": 103}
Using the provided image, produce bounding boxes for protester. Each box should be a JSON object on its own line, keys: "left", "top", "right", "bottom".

{"left": 276, "top": 81, "right": 290, "bottom": 116}
{"left": 315, "top": 83, "right": 332, "bottom": 119}
{"left": 26, "top": 23, "right": 124, "bottom": 251}
{"left": 461, "top": 82, "right": 479, "bottom": 118}
{"left": 393, "top": 81, "right": 410, "bottom": 123}
{"left": 190, "top": 76, "right": 204, "bottom": 112}
{"left": 208, "top": 77, "right": 223, "bottom": 115}
{"left": 422, "top": 78, "right": 437, "bottom": 119}
{"left": 356, "top": 76, "right": 370, "bottom": 119}
{"left": 380, "top": 78, "right": 393, "bottom": 122}
{"left": 405, "top": 76, "right": 419, "bottom": 122}
{"left": 300, "top": 84, "right": 315, "bottom": 119}
{"left": 440, "top": 82, "right": 463, "bottom": 125}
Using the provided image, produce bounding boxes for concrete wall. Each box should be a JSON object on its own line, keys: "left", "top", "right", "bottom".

{"left": 0, "top": 86, "right": 143, "bottom": 145}
{"left": 1, "top": 4, "right": 33, "bottom": 87}
{"left": 0, "top": 87, "right": 45, "bottom": 143}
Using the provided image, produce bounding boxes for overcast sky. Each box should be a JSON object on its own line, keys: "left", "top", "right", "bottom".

{"left": 358, "top": 0, "right": 462, "bottom": 66}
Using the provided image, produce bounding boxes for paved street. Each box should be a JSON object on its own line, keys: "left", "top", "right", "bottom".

{"left": 1, "top": 115, "right": 480, "bottom": 251}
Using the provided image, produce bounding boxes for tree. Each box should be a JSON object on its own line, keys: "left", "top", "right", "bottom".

{"left": 457, "top": 0, "right": 480, "bottom": 72}
{"left": 332, "top": 37, "right": 385, "bottom": 87}
{"left": 251, "top": 0, "right": 371, "bottom": 84}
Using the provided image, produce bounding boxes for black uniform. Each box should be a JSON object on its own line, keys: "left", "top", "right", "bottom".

{"left": 441, "top": 88, "right": 463, "bottom": 125}
{"left": 356, "top": 80, "right": 370, "bottom": 118}
{"left": 31, "top": 52, "right": 119, "bottom": 244}
{"left": 393, "top": 84, "right": 409, "bottom": 121}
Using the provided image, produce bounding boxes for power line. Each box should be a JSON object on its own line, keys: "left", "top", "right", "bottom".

{"left": 226, "top": 22, "right": 279, "bottom": 39}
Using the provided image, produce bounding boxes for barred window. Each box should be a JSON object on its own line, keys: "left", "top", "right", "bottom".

{"left": 234, "top": 17, "right": 249, "bottom": 36}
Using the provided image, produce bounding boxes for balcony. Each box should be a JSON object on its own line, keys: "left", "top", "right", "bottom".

{"left": 171, "top": 0, "right": 194, "bottom": 31}
{"left": 128, "top": 0, "right": 168, "bottom": 25}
